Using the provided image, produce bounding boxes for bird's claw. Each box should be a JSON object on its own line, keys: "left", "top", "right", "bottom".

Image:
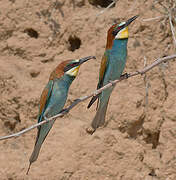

{"left": 86, "top": 127, "right": 95, "bottom": 135}
{"left": 120, "top": 73, "right": 129, "bottom": 79}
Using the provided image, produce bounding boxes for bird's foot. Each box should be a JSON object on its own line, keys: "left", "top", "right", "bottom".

{"left": 120, "top": 73, "right": 129, "bottom": 79}
{"left": 86, "top": 127, "right": 96, "bottom": 135}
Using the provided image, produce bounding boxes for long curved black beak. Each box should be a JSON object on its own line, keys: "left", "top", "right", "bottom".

{"left": 125, "top": 15, "right": 138, "bottom": 27}
{"left": 112, "top": 15, "right": 138, "bottom": 36}
{"left": 79, "top": 56, "right": 96, "bottom": 65}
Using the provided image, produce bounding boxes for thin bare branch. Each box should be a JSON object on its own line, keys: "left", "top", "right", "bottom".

{"left": 169, "top": 13, "right": 176, "bottom": 49}
{"left": 142, "top": 15, "right": 165, "bottom": 22}
{"left": 0, "top": 54, "right": 176, "bottom": 141}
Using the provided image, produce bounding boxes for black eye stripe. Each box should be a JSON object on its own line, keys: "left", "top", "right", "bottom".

{"left": 64, "top": 62, "right": 80, "bottom": 72}
{"left": 112, "top": 24, "right": 126, "bottom": 36}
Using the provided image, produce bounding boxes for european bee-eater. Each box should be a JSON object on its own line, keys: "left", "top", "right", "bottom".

{"left": 87, "top": 16, "right": 138, "bottom": 134}
{"left": 27, "top": 56, "right": 95, "bottom": 174}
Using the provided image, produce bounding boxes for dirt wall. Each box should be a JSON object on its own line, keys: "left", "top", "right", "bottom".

{"left": 0, "top": 0, "right": 176, "bottom": 179}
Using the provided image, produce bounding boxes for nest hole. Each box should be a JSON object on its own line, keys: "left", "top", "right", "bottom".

{"left": 24, "top": 28, "right": 39, "bottom": 39}
{"left": 68, "top": 35, "right": 81, "bottom": 51}
{"left": 88, "top": 0, "right": 115, "bottom": 8}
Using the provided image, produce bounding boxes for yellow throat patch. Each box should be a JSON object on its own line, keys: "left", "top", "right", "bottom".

{"left": 66, "top": 66, "right": 80, "bottom": 77}
{"left": 116, "top": 27, "right": 129, "bottom": 39}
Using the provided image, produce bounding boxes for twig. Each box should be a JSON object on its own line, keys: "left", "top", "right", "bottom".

{"left": 96, "top": 0, "right": 117, "bottom": 17}
{"left": 0, "top": 54, "right": 176, "bottom": 141}
{"left": 142, "top": 15, "right": 165, "bottom": 22}
{"left": 169, "top": 12, "right": 176, "bottom": 49}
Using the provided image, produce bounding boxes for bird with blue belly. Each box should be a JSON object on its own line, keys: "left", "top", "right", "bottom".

{"left": 27, "top": 55, "right": 95, "bottom": 174}
{"left": 87, "top": 16, "right": 138, "bottom": 134}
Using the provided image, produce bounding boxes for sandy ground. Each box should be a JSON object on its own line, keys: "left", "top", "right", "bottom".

{"left": 0, "top": 0, "right": 176, "bottom": 179}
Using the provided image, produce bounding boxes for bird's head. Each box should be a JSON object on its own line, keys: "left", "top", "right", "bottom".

{"left": 49, "top": 56, "right": 96, "bottom": 80}
{"left": 106, "top": 15, "right": 138, "bottom": 49}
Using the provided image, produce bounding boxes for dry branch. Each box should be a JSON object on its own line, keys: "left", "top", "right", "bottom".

{"left": 0, "top": 54, "right": 176, "bottom": 141}
{"left": 142, "top": 16, "right": 165, "bottom": 22}
{"left": 169, "top": 13, "right": 176, "bottom": 49}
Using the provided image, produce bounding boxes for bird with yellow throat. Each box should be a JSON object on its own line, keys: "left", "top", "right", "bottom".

{"left": 87, "top": 16, "right": 138, "bottom": 134}
{"left": 27, "top": 55, "right": 95, "bottom": 174}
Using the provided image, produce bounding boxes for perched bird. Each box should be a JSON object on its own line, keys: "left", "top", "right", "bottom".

{"left": 27, "top": 56, "right": 95, "bottom": 174}
{"left": 87, "top": 16, "right": 138, "bottom": 134}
